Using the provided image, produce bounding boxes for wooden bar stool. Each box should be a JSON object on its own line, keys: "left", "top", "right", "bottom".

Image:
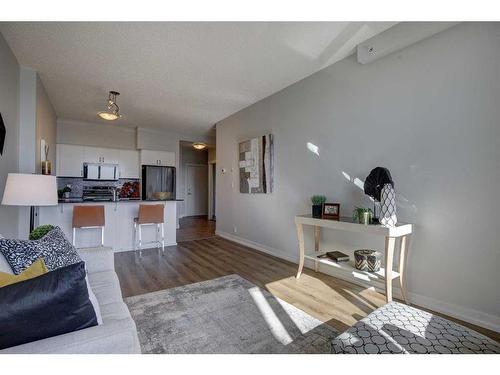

{"left": 72, "top": 205, "right": 105, "bottom": 248}
{"left": 134, "top": 204, "right": 165, "bottom": 253}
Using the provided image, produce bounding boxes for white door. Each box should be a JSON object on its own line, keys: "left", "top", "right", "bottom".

{"left": 186, "top": 165, "right": 208, "bottom": 216}
{"left": 57, "top": 144, "right": 84, "bottom": 177}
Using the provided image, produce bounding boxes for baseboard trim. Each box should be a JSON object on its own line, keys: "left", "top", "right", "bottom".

{"left": 215, "top": 231, "right": 297, "bottom": 264}
{"left": 215, "top": 230, "right": 500, "bottom": 333}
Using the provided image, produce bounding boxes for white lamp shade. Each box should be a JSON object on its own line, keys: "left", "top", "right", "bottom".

{"left": 2, "top": 173, "right": 58, "bottom": 206}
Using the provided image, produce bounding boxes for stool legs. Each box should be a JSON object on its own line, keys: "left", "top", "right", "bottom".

{"left": 134, "top": 221, "right": 165, "bottom": 255}
{"left": 161, "top": 223, "right": 165, "bottom": 250}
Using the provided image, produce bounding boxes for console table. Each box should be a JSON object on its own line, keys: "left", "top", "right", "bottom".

{"left": 295, "top": 214, "right": 413, "bottom": 303}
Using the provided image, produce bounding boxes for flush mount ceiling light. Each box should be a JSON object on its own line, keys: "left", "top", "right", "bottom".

{"left": 98, "top": 91, "right": 122, "bottom": 121}
{"left": 192, "top": 142, "right": 207, "bottom": 150}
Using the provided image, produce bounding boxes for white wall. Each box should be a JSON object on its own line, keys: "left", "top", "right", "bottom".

{"left": 57, "top": 119, "right": 137, "bottom": 150}
{"left": 216, "top": 23, "right": 500, "bottom": 331}
{"left": 36, "top": 76, "right": 57, "bottom": 174}
{"left": 0, "top": 33, "right": 20, "bottom": 238}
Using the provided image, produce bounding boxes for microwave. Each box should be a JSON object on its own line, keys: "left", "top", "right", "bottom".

{"left": 83, "top": 163, "right": 120, "bottom": 181}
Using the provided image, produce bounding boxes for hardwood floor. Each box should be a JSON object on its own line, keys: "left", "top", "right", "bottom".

{"left": 115, "top": 230, "right": 499, "bottom": 342}
{"left": 176, "top": 215, "right": 215, "bottom": 242}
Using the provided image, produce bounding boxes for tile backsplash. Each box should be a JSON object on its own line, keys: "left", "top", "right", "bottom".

{"left": 57, "top": 177, "right": 140, "bottom": 198}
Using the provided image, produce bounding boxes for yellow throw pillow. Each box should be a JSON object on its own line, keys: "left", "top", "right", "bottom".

{"left": 0, "top": 258, "right": 48, "bottom": 288}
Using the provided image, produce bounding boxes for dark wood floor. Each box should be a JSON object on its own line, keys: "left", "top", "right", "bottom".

{"left": 115, "top": 218, "right": 499, "bottom": 342}
{"left": 176, "top": 215, "right": 215, "bottom": 242}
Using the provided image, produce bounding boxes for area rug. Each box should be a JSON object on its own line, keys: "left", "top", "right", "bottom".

{"left": 124, "top": 274, "right": 338, "bottom": 353}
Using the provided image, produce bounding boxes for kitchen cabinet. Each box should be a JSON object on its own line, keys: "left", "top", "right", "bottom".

{"left": 56, "top": 144, "right": 140, "bottom": 179}
{"left": 119, "top": 149, "right": 140, "bottom": 178}
{"left": 57, "top": 144, "right": 85, "bottom": 177}
{"left": 83, "top": 146, "right": 119, "bottom": 164}
{"left": 140, "top": 149, "right": 175, "bottom": 167}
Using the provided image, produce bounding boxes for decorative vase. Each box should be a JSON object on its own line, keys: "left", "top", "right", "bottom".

{"left": 41, "top": 160, "right": 51, "bottom": 175}
{"left": 360, "top": 211, "right": 371, "bottom": 225}
{"left": 380, "top": 183, "right": 397, "bottom": 227}
{"left": 354, "top": 249, "right": 382, "bottom": 272}
{"left": 64, "top": 192, "right": 70, "bottom": 199}
{"left": 312, "top": 204, "right": 322, "bottom": 218}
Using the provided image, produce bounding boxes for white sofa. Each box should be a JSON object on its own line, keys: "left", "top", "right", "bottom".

{"left": 0, "top": 246, "right": 141, "bottom": 354}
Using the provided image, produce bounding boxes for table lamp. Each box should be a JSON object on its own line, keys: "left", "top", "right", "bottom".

{"left": 1, "top": 173, "right": 58, "bottom": 233}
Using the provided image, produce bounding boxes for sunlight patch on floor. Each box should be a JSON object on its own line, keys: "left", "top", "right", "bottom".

{"left": 248, "top": 287, "right": 293, "bottom": 345}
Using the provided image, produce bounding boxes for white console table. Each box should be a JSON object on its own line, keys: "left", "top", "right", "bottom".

{"left": 295, "top": 214, "right": 412, "bottom": 303}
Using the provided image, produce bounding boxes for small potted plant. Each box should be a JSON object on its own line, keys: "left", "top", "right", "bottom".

{"left": 311, "top": 195, "right": 326, "bottom": 218}
{"left": 62, "top": 185, "right": 72, "bottom": 199}
{"left": 353, "top": 207, "right": 373, "bottom": 225}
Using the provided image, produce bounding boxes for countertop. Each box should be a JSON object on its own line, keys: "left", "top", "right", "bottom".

{"left": 58, "top": 198, "right": 184, "bottom": 203}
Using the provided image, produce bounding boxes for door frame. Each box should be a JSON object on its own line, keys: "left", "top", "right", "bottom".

{"left": 208, "top": 161, "right": 216, "bottom": 221}
{"left": 184, "top": 163, "right": 209, "bottom": 217}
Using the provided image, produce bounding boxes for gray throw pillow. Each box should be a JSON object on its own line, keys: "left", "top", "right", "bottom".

{"left": 0, "top": 227, "right": 81, "bottom": 275}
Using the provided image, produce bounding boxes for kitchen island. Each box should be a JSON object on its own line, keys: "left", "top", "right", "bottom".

{"left": 39, "top": 200, "right": 181, "bottom": 252}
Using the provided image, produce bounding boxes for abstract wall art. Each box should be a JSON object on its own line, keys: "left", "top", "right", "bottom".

{"left": 239, "top": 134, "right": 274, "bottom": 194}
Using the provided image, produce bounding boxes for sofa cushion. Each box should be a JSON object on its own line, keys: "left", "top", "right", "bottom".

{"left": 0, "top": 261, "right": 98, "bottom": 350}
{"left": 331, "top": 302, "right": 500, "bottom": 354}
{"left": 88, "top": 270, "right": 124, "bottom": 305}
{"left": 85, "top": 274, "right": 103, "bottom": 325}
{"left": 100, "top": 302, "right": 132, "bottom": 322}
{"left": 0, "top": 227, "right": 81, "bottom": 274}
{"left": 0, "top": 252, "right": 13, "bottom": 274}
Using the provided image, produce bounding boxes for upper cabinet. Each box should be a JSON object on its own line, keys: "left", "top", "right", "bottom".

{"left": 56, "top": 144, "right": 140, "bottom": 178}
{"left": 57, "top": 144, "right": 85, "bottom": 177}
{"left": 83, "top": 146, "right": 119, "bottom": 164}
{"left": 119, "top": 149, "right": 140, "bottom": 178}
{"left": 140, "top": 149, "right": 175, "bottom": 167}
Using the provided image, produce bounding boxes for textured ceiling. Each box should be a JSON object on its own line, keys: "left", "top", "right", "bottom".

{"left": 0, "top": 22, "right": 395, "bottom": 136}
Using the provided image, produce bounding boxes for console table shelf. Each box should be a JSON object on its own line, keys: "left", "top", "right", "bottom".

{"left": 295, "top": 214, "right": 413, "bottom": 303}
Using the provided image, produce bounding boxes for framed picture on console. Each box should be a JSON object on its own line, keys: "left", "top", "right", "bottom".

{"left": 322, "top": 203, "right": 340, "bottom": 220}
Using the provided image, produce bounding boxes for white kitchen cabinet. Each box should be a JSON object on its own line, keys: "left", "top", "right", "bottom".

{"left": 57, "top": 144, "right": 140, "bottom": 179}
{"left": 140, "top": 149, "right": 175, "bottom": 167}
{"left": 118, "top": 149, "right": 140, "bottom": 178}
{"left": 56, "top": 144, "right": 85, "bottom": 177}
{"left": 83, "top": 146, "right": 119, "bottom": 164}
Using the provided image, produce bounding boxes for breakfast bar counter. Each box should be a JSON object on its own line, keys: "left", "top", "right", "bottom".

{"left": 38, "top": 200, "right": 179, "bottom": 252}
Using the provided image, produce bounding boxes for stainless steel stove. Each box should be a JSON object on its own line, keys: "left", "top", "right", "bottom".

{"left": 82, "top": 186, "right": 115, "bottom": 201}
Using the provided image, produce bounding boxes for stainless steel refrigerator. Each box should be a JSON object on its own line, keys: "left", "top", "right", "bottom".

{"left": 141, "top": 165, "right": 176, "bottom": 200}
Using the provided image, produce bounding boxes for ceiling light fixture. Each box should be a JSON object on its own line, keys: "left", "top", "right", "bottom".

{"left": 98, "top": 91, "right": 122, "bottom": 121}
{"left": 192, "top": 142, "right": 207, "bottom": 150}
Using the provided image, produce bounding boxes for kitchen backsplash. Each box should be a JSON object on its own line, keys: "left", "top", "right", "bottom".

{"left": 57, "top": 177, "right": 140, "bottom": 198}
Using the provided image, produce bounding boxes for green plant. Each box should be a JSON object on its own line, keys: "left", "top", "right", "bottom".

{"left": 62, "top": 186, "right": 72, "bottom": 193}
{"left": 29, "top": 224, "right": 55, "bottom": 240}
{"left": 310, "top": 195, "right": 326, "bottom": 205}
{"left": 352, "top": 207, "right": 373, "bottom": 222}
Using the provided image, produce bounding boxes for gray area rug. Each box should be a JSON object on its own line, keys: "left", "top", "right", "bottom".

{"left": 125, "top": 274, "right": 338, "bottom": 353}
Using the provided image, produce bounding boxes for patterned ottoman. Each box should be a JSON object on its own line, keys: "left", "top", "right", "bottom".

{"left": 332, "top": 302, "right": 499, "bottom": 354}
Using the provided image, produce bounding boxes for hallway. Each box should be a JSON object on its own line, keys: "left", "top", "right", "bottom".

{"left": 176, "top": 215, "right": 215, "bottom": 242}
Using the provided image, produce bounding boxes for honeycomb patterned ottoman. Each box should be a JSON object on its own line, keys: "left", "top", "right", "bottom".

{"left": 332, "top": 302, "right": 499, "bottom": 354}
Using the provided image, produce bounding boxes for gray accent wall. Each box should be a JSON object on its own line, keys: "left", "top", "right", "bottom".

{"left": 216, "top": 23, "right": 500, "bottom": 331}
{"left": 0, "top": 33, "right": 20, "bottom": 238}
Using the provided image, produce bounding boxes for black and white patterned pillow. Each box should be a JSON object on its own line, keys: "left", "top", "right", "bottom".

{"left": 0, "top": 227, "right": 81, "bottom": 275}
{"left": 331, "top": 302, "right": 500, "bottom": 354}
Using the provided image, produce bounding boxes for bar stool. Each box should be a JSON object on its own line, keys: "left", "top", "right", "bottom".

{"left": 134, "top": 204, "right": 165, "bottom": 253}
{"left": 72, "top": 205, "right": 105, "bottom": 248}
